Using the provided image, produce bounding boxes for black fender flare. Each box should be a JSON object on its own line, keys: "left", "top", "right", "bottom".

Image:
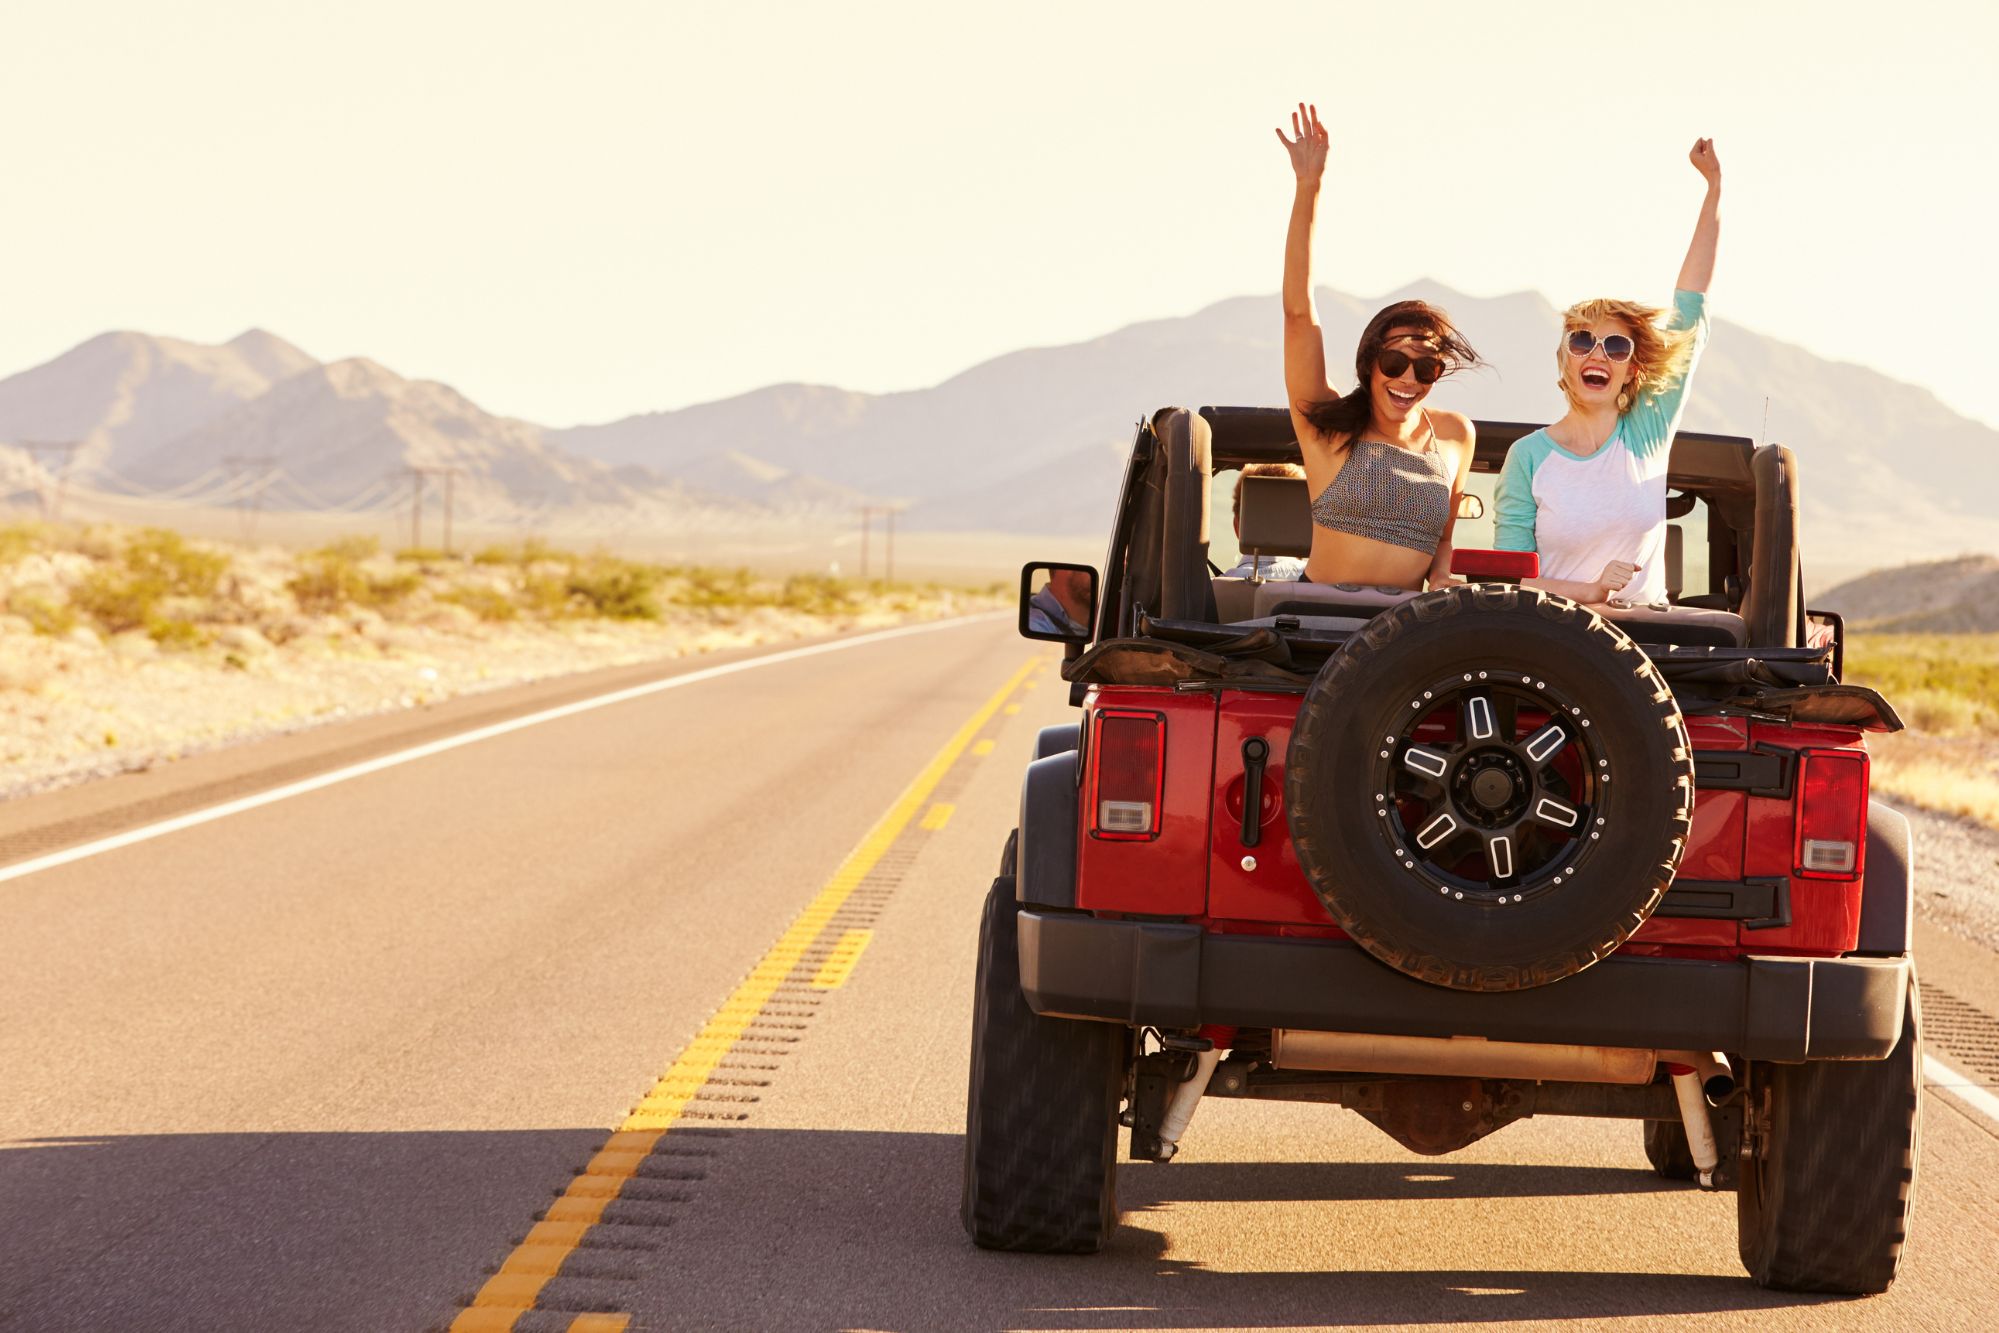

{"left": 1019, "top": 751, "right": 1079, "bottom": 908}
{"left": 1854, "top": 800, "right": 1913, "bottom": 956}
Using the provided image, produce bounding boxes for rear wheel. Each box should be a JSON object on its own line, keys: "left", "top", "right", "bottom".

{"left": 1643, "top": 1119, "right": 1698, "bottom": 1182}
{"left": 1737, "top": 978, "right": 1922, "bottom": 1293}
{"left": 961, "top": 837, "right": 1126, "bottom": 1253}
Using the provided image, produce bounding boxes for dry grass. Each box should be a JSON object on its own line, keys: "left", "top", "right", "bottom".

{"left": 1846, "top": 632, "right": 1999, "bottom": 828}
{"left": 3, "top": 519, "right": 994, "bottom": 646}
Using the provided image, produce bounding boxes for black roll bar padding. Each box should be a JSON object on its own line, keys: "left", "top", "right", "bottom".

{"left": 1745, "top": 444, "right": 1801, "bottom": 648}
{"left": 1158, "top": 408, "right": 1213, "bottom": 622}
{"left": 1118, "top": 416, "right": 1169, "bottom": 638}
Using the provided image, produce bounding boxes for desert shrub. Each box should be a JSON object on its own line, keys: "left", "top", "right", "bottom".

{"left": 566, "top": 558, "right": 663, "bottom": 619}
{"left": 354, "top": 567, "right": 420, "bottom": 609}
{"left": 148, "top": 616, "right": 207, "bottom": 649}
{"left": 288, "top": 536, "right": 418, "bottom": 613}
{"left": 1844, "top": 633, "right": 1999, "bottom": 736}
{"left": 123, "top": 528, "right": 227, "bottom": 597}
{"left": 472, "top": 538, "right": 562, "bottom": 567}
{"left": 439, "top": 584, "right": 519, "bottom": 622}
{"left": 778, "top": 573, "right": 859, "bottom": 616}
{"left": 287, "top": 551, "right": 368, "bottom": 613}
{"left": 0, "top": 522, "right": 48, "bottom": 566}
{"left": 671, "top": 565, "right": 767, "bottom": 610}
{"left": 519, "top": 572, "right": 577, "bottom": 618}
{"left": 10, "top": 589, "right": 76, "bottom": 636}
{"left": 71, "top": 528, "right": 229, "bottom": 636}
{"left": 395, "top": 546, "right": 450, "bottom": 564}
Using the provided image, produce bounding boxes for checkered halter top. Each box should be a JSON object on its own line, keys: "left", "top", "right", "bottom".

{"left": 1308, "top": 428, "right": 1452, "bottom": 557}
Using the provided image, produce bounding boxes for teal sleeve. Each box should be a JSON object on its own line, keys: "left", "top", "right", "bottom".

{"left": 1494, "top": 437, "right": 1542, "bottom": 552}
{"left": 1625, "top": 288, "right": 1710, "bottom": 459}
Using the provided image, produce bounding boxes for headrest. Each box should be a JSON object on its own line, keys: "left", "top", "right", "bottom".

{"left": 1238, "top": 474, "right": 1312, "bottom": 557}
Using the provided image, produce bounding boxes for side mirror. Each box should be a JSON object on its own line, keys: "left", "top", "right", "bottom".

{"left": 1019, "top": 562, "right": 1097, "bottom": 645}
{"left": 1456, "top": 493, "right": 1486, "bottom": 520}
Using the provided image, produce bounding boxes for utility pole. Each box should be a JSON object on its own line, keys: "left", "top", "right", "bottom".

{"left": 224, "top": 454, "right": 279, "bottom": 541}
{"left": 885, "top": 506, "right": 897, "bottom": 584}
{"left": 400, "top": 465, "right": 464, "bottom": 552}
{"left": 858, "top": 505, "right": 875, "bottom": 580}
{"left": 20, "top": 441, "right": 82, "bottom": 521}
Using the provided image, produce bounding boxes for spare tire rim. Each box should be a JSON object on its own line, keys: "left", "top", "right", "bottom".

{"left": 1372, "top": 671, "right": 1606, "bottom": 904}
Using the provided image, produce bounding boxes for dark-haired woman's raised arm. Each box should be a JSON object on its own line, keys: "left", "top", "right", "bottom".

{"left": 1276, "top": 103, "right": 1335, "bottom": 447}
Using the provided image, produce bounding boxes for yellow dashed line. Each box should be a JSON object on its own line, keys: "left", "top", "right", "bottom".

{"left": 1003, "top": 703, "right": 1021, "bottom": 715}
{"left": 971, "top": 739, "right": 995, "bottom": 757}
{"left": 451, "top": 656, "right": 1040, "bottom": 1330}
{"left": 809, "top": 929, "right": 874, "bottom": 989}
{"left": 1022, "top": 678, "right": 1040, "bottom": 690}
{"left": 567, "top": 1317, "right": 630, "bottom": 1333}
{"left": 920, "top": 802, "right": 955, "bottom": 831}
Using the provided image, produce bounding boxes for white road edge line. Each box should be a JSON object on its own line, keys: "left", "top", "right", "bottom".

{"left": 0, "top": 612, "right": 1011, "bottom": 887}
{"left": 1924, "top": 1053, "right": 1999, "bottom": 1128}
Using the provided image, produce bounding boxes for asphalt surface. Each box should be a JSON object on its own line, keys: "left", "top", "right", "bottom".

{"left": 2, "top": 613, "right": 1996, "bottom": 1332}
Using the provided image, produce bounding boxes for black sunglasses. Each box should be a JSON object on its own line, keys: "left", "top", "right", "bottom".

{"left": 1377, "top": 348, "right": 1446, "bottom": 384}
{"left": 1566, "top": 330, "right": 1635, "bottom": 362}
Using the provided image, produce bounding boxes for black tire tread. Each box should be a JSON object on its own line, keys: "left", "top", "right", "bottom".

{"left": 1289, "top": 585, "right": 1694, "bottom": 991}
{"left": 961, "top": 846, "right": 1124, "bottom": 1253}
{"left": 1643, "top": 1118, "right": 1699, "bottom": 1181}
{"left": 1737, "top": 980, "right": 1922, "bottom": 1293}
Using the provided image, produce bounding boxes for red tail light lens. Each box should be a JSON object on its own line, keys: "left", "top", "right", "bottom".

{"left": 1795, "top": 749, "right": 1868, "bottom": 879}
{"left": 1090, "top": 709, "right": 1165, "bottom": 840}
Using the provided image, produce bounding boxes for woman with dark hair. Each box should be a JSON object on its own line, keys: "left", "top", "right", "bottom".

{"left": 1494, "top": 140, "right": 1721, "bottom": 607}
{"left": 1277, "top": 103, "right": 1480, "bottom": 591}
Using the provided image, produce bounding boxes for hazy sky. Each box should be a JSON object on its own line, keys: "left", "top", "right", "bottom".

{"left": 4, "top": 1, "right": 1995, "bottom": 430}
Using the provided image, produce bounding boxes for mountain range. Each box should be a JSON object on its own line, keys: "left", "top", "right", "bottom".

{"left": 3, "top": 283, "right": 1996, "bottom": 571}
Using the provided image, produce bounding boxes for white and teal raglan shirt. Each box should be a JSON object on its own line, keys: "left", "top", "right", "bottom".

{"left": 1494, "top": 289, "right": 1710, "bottom": 607}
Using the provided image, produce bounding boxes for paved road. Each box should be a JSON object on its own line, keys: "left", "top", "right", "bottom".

{"left": 2, "top": 615, "right": 1996, "bottom": 1332}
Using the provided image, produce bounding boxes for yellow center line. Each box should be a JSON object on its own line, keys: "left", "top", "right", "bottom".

{"left": 919, "top": 802, "right": 955, "bottom": 831}
{"left": 451, "top": 655, "right": 1039, "bottom": 1329}
{"left": 971, "top": 739, "right": 995, "bottom": 757}
{"left": 808, "top": 928, "right": 874, "bottom": 989}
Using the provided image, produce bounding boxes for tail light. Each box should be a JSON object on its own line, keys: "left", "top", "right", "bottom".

{"left": 1795, "top": 748, "right": 1868, "bottom": 879}
{"left": 1089, "top": 708, "right": 1164, "bottom": 840}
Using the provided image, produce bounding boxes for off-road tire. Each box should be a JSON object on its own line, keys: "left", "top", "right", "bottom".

{"left": 1287, "top": 585, "right": 1694, "bottom": 991}
{"left": 1643, "top": 1119, "right": 1699, "bottom": 1181}
{"left": 961, "top": 839, "right": 1125, "bottom": 1252}
{"left": 1737, "top": 978, "right": 1922, "bottom": 1293}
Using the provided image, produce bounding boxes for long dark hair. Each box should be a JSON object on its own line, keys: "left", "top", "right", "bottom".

{"left": 1302, "top": 300, "right": 1480, "bottom": 443}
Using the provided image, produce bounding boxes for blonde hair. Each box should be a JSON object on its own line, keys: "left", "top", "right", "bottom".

{"left": 1556, "top": 298, "right": 1699, "bottom": 414}
{"left": 1232, "top": 461, "right": 1305, "bottom": 524}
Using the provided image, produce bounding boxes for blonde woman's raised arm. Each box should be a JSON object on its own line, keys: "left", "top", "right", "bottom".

{"left": 1676, "top": 138, "right": 1722, "bottom": 293}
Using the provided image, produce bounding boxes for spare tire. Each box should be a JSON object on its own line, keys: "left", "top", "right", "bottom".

{"left": 1286, "top": 585, "right": 1694, "bottom": 991}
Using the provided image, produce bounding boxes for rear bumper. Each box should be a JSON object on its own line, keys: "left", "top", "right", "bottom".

{"left": 1017, "top": 911, "right": 1910, "bottom": 1062}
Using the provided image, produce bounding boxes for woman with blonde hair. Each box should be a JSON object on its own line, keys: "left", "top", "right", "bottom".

{"left": 1495, "top": 139, "right": 1722, "bottom": 607}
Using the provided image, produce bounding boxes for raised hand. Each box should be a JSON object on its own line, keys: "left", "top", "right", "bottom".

{"left": 1275, "top": 102, "right": 1329, "bottom": 183}
{"left": 1689, "top": 137, "right": 1721, "bottom": 187}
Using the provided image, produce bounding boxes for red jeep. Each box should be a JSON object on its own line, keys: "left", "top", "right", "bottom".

{"left": 964, "top": 407, "right": 1919, "bottom": 1295}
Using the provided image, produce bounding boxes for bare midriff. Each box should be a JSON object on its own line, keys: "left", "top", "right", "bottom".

{"left": 1303, "top": 528, "right": 1432, "bottom": 590}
